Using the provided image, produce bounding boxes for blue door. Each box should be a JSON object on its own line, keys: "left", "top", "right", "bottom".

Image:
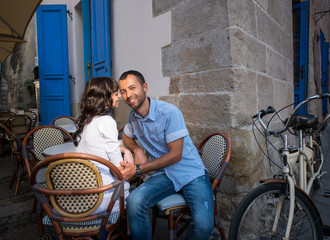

{"left": 82, "top": 0, "right": 92, "bottom": 83}
{"left": 293, "top": 1, "right": 309, "bottom": 114}
{"left": 37, "top": 5, "right": 70, "bottom": 125}
{"left": 320, "top": 32, "right": 329, "bottom": 114}
{"left": 91, "top": 0, "right": 111, "bottom": 77}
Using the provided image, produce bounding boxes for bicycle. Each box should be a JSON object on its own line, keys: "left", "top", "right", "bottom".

{"left": 229, "top": 93, "right": 330, "bottom": 240}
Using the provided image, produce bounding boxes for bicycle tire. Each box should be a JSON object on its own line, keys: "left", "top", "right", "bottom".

{"left": 229, "top": 182, "right": 323, "bottom": 240}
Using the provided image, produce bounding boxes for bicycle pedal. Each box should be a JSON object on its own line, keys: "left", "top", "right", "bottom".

{"left": 323, "top": 225, "right": 330, "bottom": 236}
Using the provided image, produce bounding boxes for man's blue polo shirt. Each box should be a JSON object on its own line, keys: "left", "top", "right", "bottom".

{"left": 124, "top": 98, "right": 206, "bottom": 191}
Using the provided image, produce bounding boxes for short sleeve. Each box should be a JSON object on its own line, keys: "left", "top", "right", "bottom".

{"left": 165, "top": 107, "right": 189, "bottom": 143}
{"left": 123, "top": 112, "right": 135, "bottom": 138}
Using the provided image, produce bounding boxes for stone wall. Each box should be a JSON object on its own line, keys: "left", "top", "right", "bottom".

{"left": 154, "top": 0, "right": 294, "bottom": 232}
{"left": 0, "top": 16, "right": 37, "bottom": 111}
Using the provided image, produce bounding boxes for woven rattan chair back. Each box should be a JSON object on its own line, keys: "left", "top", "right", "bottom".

{"left": 30, "top": 152, "right": 125, "bottom": 240}
{"left": 22, "top": 125, "right": 73, "bottom": 180}
{"left": 5, "top": 114, "right": 32, "bottom": 138}
{"left": 46, "top": 159, "right": 103, "bottom": 218}
{"left": 198, "top": 133, "right": 229, "bottom": 183}
{"left": 50, "top": 116, "right": 77, "bottom": 126}
{"left": 24, "top": 110, "right": 38, "bottom": 129}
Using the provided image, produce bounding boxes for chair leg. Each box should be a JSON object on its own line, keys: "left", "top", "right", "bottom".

{"left": 151, "top": 207, "right": 157, "bottom": 237}
{"left": 168, "top": 210, "right": 177, "bottom": 240}
{"left": 214, "top": 213, "right": 226, "bottom": 240}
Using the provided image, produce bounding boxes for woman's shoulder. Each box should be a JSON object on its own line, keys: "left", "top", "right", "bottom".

{"left": 96, "top": 115, "right": 116, "bottom": 126}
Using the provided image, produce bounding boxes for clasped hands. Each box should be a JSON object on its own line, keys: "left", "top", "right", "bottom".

{"left": 119, "top": 148, "right": 148, "bottom": 180}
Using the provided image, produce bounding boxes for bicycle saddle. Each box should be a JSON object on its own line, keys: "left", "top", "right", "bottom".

{"left": 290, "top": 114, "right": 319, "bottom": 130}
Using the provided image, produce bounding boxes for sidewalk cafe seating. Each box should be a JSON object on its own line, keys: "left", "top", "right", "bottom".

{"left": 152, "top": 132, "right": 232, "bottom": 240}
{"left": 0, "top": 124, "right": 24, "bottom": 196}
{"left": 30, "top": 152, "right": 126, "bottom": 240}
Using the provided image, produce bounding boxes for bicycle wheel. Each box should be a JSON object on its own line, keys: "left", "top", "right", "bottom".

{"left": 229, "top": 182, "right": 323, "bottom": 240}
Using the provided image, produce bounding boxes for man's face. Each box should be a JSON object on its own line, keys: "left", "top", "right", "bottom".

{"left": 119, "top": 74, "right": 147, "bottom": 110}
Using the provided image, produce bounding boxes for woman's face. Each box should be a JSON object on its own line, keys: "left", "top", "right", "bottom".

{"left": 111, "top": 90, "right": 121, "bottom": 108}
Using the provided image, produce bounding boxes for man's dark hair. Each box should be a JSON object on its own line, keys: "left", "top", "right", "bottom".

{"left": 119, "top": 70, "right": 145, "bottom": 86}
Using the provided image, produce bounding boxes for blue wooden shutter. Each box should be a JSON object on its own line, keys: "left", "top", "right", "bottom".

{"left": 37, "top": 5, "right": 70, "bottom": 125}
{"left": 320, "top": 32, "right": 329, "bottom": 114}
{"left": 82, "top": 0, "right": 92, "bottom": 83}
{"left": 91, "top": 0, "right": 111, "bottom": 77}
{"left": 293, "top": 1, "right": 309, "bottom": 114}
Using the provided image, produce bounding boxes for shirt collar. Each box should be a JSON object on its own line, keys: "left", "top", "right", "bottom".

{"left": 132, "top": 97, "right": 156, "bottom": 121}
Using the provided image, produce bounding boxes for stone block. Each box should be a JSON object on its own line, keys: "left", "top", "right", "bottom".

{"left": 267, "top": 0, "right": 284, "bottom": 26}
{"left": 158, "top": 95, "right": 180, "bottom": 108}
{"left": 180, "top": 93, "right": 231, "bottom": 127}
{"left": 230, "top": 69, "right": 258, "bottom": 127}
{"left": 257, "top": 74, "right": 274, "bottom": 110}
{"left": 162, "top": 30, "right": 231, "bottom": 75}
{"left": 256, "top": 6, "right": 282, "bottom": 53}
{"left": 179, "top": 69, "right": 235, "bottom": 94}
{"left": 229, "top": 29, "right": 266, "bottom": 73}
{"left": 273, "top": 80, "right": 291, "bottom": 115}
{"left": 228, "top": 0, "right": 257, "bottom": 37}
{"left": 266, "top": 48, "right": 287, "bottom": 81}
{"left": 172, "top": 0, "right": 229, "bottom": 43}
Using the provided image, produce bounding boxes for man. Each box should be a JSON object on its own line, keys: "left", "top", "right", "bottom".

{"left": 118, "top": 70, "right": 214, "bottom": 240}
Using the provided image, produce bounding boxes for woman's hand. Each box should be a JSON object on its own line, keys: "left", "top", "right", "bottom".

{"left": 133, "top": 148, "right": 148, "bottom": 165}
{"left": 123, "top": 148, "right": 134, "bottom": 164}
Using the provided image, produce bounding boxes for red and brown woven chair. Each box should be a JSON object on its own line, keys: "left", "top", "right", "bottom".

{"left": 30, "top": 152, "right": 126, "bottom": 240}
{"left": 152, "top": 132, "right": 232, "bottom": 240}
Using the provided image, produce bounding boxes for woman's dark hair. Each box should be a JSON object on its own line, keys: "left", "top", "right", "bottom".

{"left": 73, "top": 77, "right": 118, "bottom": 146}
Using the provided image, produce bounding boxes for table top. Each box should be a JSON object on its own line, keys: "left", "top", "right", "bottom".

{"left": 43, "top": 142, "right": 76, "bottom": 156}
{"left": 57, "top": 123, "right": 77, "bottom": 133}
{"left": 43, "top": 140, "right": 123, "bottom": 156}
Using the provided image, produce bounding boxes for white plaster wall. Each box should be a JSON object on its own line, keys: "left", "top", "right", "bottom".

{"left": 110, "top": 0, "right": 171, "bottom": 97}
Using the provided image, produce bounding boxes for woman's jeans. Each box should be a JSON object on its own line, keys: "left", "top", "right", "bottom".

{"left": 126, "top": 173, "right": 214, "bottom": 240}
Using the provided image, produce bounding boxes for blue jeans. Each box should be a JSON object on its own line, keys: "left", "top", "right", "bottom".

{"left": 126, "top": 174, "right": 214, "bottom": 240}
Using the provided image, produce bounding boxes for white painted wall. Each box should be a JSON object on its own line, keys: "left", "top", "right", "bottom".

{"left": 110, "top": 0, "right": 171, "bottom": 97}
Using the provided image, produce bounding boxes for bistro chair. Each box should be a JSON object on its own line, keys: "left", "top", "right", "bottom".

{"left": 22, "top": 125, "right": 73, "bottom": 181}
{"left": 50, "top": 116, "right": 78, "bottom": 136}
{"left": 0, "top": 111, "right": 16, "bottom": 155}
{"left": 0, "top": 124, "right": 24, "bottom": 196}
{"left": 24, "top": 110, "right": 38, "bottom": 129}
{"left": 22, "top": 125, "right": 73, "bottom": 234}
{"left": 152, "top": 132, "right": 232, "bottom": 240}
{"left": 50, "top": 115, "right": 77, "bottom": 126}
{"left": 30, "top": 152, "right": 126, "bottom": 240}
{"left": 5, "top": 114, "right": 32, "bottom": 140}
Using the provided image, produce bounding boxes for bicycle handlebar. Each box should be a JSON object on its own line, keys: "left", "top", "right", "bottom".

{"left": 253, "top": 93, "right": 330, "bottom": 136}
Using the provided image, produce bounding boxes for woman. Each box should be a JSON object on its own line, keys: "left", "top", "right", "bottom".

{"left": 73, "top": 76, "right": 133, "bottom": 214}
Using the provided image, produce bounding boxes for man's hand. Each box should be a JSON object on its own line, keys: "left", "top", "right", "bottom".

{"left": 119, "top": 161, "right": 137, "bottom": 180}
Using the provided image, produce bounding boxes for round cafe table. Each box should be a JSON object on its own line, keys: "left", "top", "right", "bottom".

{"left": 43, "top": 140, "right": 123, "bottom": 156}
{"left": 43, "top": 141, "right": 76, "bottom": 156}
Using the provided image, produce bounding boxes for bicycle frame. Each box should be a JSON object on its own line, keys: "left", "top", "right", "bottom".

{"left": 253, "top": 93, "right": 329, "bottom": 239}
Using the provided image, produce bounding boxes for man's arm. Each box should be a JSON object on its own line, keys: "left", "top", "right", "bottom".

{"left": 119, "top": 137, "right": 184, "bottom": 180}
{"left": 123, "top": 134, "right": 148, "bottom": 165}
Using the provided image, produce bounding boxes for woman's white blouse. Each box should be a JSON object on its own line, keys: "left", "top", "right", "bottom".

{"left": 76, "top": 115, "right": 129, "bottom": 214}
